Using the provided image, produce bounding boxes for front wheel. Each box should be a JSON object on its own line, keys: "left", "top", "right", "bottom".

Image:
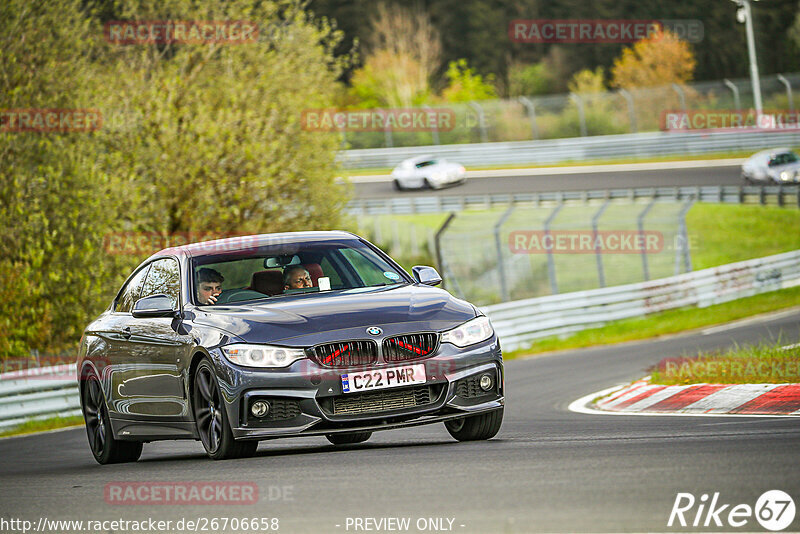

{"left": 192, "top": 358, "right": 258, "bottom": 460}
{"left": 82, "top": 373, "right": 143, "bottom": 464}
{"left": 326, "top": 432, "right": 372, "bottom": 445}
{"left": 445, "top": 408, "right": 504, "bottom": 441}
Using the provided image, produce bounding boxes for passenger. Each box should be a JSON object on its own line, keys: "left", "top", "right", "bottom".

{"left": 283, "top": 265, "right": 312, "bottom": 289}
{"left": 196, "top": 268, "right": 224, "bottom": 305}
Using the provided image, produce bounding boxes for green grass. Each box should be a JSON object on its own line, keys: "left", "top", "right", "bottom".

{"left": 0, "top": 415, "right": 85, "bottom": 438}
{"left": 650, "top": 340, "right": 800, "bottom": 385}
{"left": 504, "top": 285, "right": 800, "bottom": 359}
{"left": 342, "top": 149, "right": 756, "bottom": 176}
{"left": 687, "top": 204, "right": 800, "bottom": 269}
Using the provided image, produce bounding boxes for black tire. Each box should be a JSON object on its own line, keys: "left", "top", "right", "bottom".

{"left": 393, "top": 179, "right": 404, "bottom": 191}
{"left": 81, "top": 373, "right": 143, "bottom": 464}
{"left": 325, "top": 432, "right": 372, "bottom": 445}
{"left": 192, "top": 358, "right": 258, "bottom": 460}
{"left": 424, "top": 178, "right": 434, "bottom": 189}
{"left": 445, "top": 408, "right": 504, "bottom": 441}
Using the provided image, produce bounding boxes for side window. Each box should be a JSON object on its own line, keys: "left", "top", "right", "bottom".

{"left": 340, "top": 248, "right": 398, "bottom": 286}
{"left": 116, "top": 266, "right": 150, "bottom": 313}
{"left": 140, "top": 258, "right": 181, "bottom": 308}
{"left": 319, "top": 257, "right": 343, "bottom": 288}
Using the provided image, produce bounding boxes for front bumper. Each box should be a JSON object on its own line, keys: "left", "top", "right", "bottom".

{"left": 209, "top": 337, "right": 504, "bottom": 441}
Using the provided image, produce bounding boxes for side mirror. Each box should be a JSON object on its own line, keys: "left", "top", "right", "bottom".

{"left": 412, "top": 265, "right": 442, "bottom": 286}
{"left": 132, "top": 294, "right": 178, "bottom": 318}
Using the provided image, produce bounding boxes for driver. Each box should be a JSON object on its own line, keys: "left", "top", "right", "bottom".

{"left": 196, "top": 268, "right": 224, "bottom": 305}
{"left": 283, "top": 265, "right": 312, "bottom": 289}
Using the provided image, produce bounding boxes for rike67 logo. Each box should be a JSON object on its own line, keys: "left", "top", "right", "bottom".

{"left": 669, "top": 490, "right": 796, "bottom": 531}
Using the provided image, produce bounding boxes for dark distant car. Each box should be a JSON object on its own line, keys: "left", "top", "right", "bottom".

{"left": 742, "top": 148, "right": 800, "bottom": 184}
{"left": 391, "top": 155, "right": 466, "bottom": 190}
{"left": 78, "top": 231, "right": 503, "bottom": 463}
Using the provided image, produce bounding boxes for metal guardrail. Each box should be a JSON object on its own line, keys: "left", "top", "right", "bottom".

{"left": 347, "top": 185, "right": 800, "bottom": 215}
{"left": 339, "top": 130, "right": 800, "bottom": 169}
{"left": 482, "top": 249, "right": 800, "bottom": 352}
{"left": 0, "top": 364, "right": 80, "bottom": 431}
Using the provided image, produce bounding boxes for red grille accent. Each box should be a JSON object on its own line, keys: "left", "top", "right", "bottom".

{"left": 383, "top": 333, "right": 438, "bottom": 362}
{"left": 313, "top": 341, "right": 378, "bottom": 367}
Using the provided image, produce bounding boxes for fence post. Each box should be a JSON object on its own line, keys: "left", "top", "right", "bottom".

{"left": 591, "top": 200, "right": 611, "bottom": 287}
{"left": 423, "top": 105, "right": 441, "bottom": 145}
{"left": 469, "top": 101, "right": 489, "bottom": 143}
{"left": 410, "top": 224, "right": 419, "bottom": 256}
{"left": 435, "top": 213, "right": 457, "bottom": 289}
{"left": 618, "top": 89, "right": 637, "bottom": 133}
{"left": 544, "top": 202, "right": 564, "bottom": 294}
{"left": 569, "top": 93, "right": 588, "bottom": 137}
{"left": 518, "top": 96, "right": 539, "bottom": 140}
{"left": 723, "top": 79, "right": 741, "bottom": 110}
{"left": 494, "top": 206, "right": 516, "bottom": 302}
{"left": 637, "top": 198, "right": 656, "bottom": 281}
{"left": 392, "top": 219, "right": 401, "bottom": 254}
{"left": 672, "top": 83, "right": 688, "bottom": 113}
{"left": 677, "top": 197, "right": 695, "bottom": 275}
{"left": 380, "top": 109, "right": 393, "bottom": 148}
{"left": 777, "top": 74, "right": 794, "bottom": 113}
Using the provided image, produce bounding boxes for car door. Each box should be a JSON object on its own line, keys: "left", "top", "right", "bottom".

{"left": 102, "top": 264, "right": 151, "bottom": 419}
{"left": 120, "top": 257, "right": 193, "bottom": 419}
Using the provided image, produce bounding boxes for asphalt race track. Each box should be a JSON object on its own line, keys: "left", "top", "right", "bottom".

{"left": 351, "top": 162, "right": 742, "bottom": 199}
{"left": 2, "top": 309, "right": 798, "bottom": 533}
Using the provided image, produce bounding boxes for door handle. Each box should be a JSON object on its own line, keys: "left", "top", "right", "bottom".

{"left": 122, "top": 327, "right": 131, "bottom": 340}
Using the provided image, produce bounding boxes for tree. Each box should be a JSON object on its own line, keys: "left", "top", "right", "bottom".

{"left": 441, "top": 59, "right": 497, "bottom": 102}
{"left": 611, "top": 29, "right": 697, "bottom": 89}
{"left": 508, "top": 62, "right": 551, "bottom": 97}
{"left": 349, "top": 2, "right": 441, "bottom": 107}
{"left": 1, "top": 0, "right": 352, "bottom": 356}
{"left": 0, "top": 0, "right": 124, "bottom": 357}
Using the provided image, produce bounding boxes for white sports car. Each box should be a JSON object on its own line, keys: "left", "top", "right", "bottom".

{"left": 391, "top": 156, "right": 466, "bottom": 190}
{"left": 741, "top": 148, "right": 800, "bottom": 184}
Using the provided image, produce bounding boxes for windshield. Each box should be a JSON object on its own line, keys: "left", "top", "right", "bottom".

{"left": 767, "top": 152, "right": 799, "bottom": 167}
{"left": 190, "top": 239, "right": 409, "bottom": 305}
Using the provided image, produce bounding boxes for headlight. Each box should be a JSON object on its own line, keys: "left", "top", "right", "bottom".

{"left": 221, "top": 344, "right": 305, "bottom": 368}
{"left": 441, "top": 316, "right": 494, "bottom": 347}
{"left": 780, "top": 171, "right": 792, "bottom": 181}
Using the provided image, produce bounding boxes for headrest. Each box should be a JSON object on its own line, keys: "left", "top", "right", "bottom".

{"left": 303, "top": 263, "right": 323, "bottom": 286}
{"left": 250, "top": 270, "right": 284, "bottom": 296}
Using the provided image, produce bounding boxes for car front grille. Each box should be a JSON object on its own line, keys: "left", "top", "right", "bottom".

{"left": 326, "top": 385, "right": 440, "bottom": 416}
{"left": 313, "top": 340, "right": 378, "bottom": 367}
{"left": 383, "top": 333, "right": 438, "bottom": 362}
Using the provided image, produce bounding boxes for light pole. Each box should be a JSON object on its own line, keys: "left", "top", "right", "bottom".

{"left": 731, "top": 0, "right": 763, "bottom": 114}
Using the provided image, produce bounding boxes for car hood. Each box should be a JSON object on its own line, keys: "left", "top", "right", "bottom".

{"left": 187, "top": 284, "right": 477, "bottom": 346}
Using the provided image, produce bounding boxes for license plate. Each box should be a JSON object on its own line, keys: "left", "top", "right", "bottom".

{"left": 341, "top": 364, "right": 426, "bottom": 394}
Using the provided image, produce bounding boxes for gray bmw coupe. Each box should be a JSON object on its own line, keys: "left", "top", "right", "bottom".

{"left": 78, "top": 231, "right": 504, "bottom": 462}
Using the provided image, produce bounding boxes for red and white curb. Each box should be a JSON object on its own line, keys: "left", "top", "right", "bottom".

{"left": 569, "top": 379, "right": 800, "bottom": 417}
